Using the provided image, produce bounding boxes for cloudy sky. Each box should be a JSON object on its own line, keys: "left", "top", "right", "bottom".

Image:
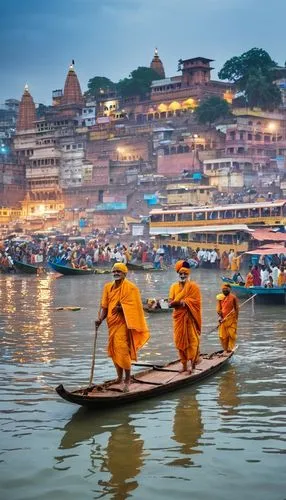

{"left": 1, "top": 0, "right": 285, "bottom": 105}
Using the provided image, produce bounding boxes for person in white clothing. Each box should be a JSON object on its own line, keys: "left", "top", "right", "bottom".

{"left": 260, "top": 266, "right": 270, "bottom": 287}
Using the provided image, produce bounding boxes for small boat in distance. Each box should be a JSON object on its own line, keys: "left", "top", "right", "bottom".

{"left": 48, "top": 261, "right": 110, "bottom": 276}
{"left": 127, "top": 262, "right": 165, "bottom": 272}
{"left": 13, "top": 260, "right": 45, "bottom": 275}
{"left": 56, "top": 350, "right": 234, "bottom": 409}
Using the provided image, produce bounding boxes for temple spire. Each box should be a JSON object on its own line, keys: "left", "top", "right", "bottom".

{"left": 62, "top": 61, "right": 84, "bottom": 106}
{"left": 16, "top": 84, "right": 36, "bottom": 132}
{"left": 150, "top": 48, "right": 165, "bottom": 78}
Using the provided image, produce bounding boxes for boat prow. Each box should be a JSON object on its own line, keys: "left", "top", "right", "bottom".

{"left": 56, "top": 350, "right": 234, "bottom": 409}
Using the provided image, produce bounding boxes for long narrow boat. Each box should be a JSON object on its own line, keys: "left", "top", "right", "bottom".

{"left": 127, "top": 262, "right": 165, "bottom": 272}
{"left": 221, "top": 277, "right": 286, "bottom": 302}
{"left": 13, "top": 260, "right": 42, "bottom": 274}
{"left": 49, "top": 261, "right": 110, "bottom": 276}
{"left": 56, "top": 350, "right": 233, "bottom": 409}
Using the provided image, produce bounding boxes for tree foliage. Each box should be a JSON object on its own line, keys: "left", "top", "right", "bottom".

{"left": 194, "top": 96, "right": 232, "bottom": 126}
{"left": 86, "top": 76, "right": 116, "bottom": 98}
{"left": 117, "top": 66, "right": 162, "bottom": 98}
{"left": 218, "top": 48, "right": 281, "bottom": 110}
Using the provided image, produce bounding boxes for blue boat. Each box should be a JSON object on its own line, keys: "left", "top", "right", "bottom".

{"left": 221, "top": 277, "right": 286, "bottom": 303}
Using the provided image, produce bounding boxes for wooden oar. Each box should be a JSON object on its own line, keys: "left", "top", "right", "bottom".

{"left": 88, "top": 322, "right": 99, "bottom": 388}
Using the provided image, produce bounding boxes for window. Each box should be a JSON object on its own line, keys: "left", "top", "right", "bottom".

{"left": 261, "top": 208, "right": 270, "bottom": 217}
{"left": 207, "top": 211, "right": 218, "bottom": 220}
{"left": 178, "top": 212, "right": 192, "bottom": 222}
{"left": 207, "top": 234, "right": 217, "bottom": 244}
{"left": 270, "top": 206, "right": 281, "bottom": 217}
{"left": 194, "top": 212, "right": 206, "bottom": 221}
{"left": 235, "top": 209, "right": 249, "bottom": 218}
{"left": 250, "top": 208, "right": 259, "bottom": 218}
{"left": 151, "top": 214, "right": 163, "bottom": 223}
{"left": 163, "top": 213, "right": 177, "bottom": 222}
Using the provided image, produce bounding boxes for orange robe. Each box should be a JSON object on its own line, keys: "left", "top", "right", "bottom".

{"left": 101, "top": 279, "right": 150, "bottom": 370}
{"left": 278, "top": 271, "right": 286, "bottom": 287}
{"left": 169, "top": 281, "right": 202, "bottom": 365}
{"left": 217, "top": 293, "right": 239, "bottom": 351}
{"left": 245, "top": 272, "right": 254, "bottom": 288}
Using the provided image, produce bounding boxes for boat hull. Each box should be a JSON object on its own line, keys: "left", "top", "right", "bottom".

{"left": 49, "top": 262, "right": 110, "bottom": 276}
{"left": 13, "top": 260, "right": 42, "bottom": 274}
{"left": 56, "top": 351, "right": 233, "bottom": 409}
{"left": 221, "top": 277, "right": 286, "bottom": 303}
{"left": 127, "top": 262, "right": 164, "bottom": 272}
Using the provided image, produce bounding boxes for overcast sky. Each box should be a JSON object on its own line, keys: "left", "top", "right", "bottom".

{"left": 1, "top": 0, "right": 285, "bottom": 105}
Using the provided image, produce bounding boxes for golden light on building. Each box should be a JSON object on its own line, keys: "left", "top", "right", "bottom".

{"left": 169, "top": 101, "right": 181, "bottom": 111}
{"left": 182, "top": 98, "right": 197, "bottom": 109}
{"left": 223, "top": 89, "right": 233, "bottom": 104}
{"left": 158, "top": 103, "right": 168, "bottom": 112}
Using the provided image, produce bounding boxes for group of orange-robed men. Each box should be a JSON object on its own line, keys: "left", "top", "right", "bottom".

{"left": 95, "top": 261, "right": 239, "bottom": 392}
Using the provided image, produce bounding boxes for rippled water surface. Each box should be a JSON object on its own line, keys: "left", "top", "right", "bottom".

{"left": 0, "top": 269, "right": 285, "bottom": 500}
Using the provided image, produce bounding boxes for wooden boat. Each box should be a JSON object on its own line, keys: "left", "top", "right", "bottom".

{"left": 56, "top": 350, "right": 234, "bottom": 409}
{"left": 127, "top": 262, "right": 164, "bottom": 272}
{"left": 49, "top": 261, "right": 110, "bottom": 276}
{"left": 13, "top": 260, "right": 44, "bottom": 274}
{"left": 142, "top": 297, "right": 172, "bottom": 313}
{"left": 221, "top": 277, "right": 286, "bottom": 303}
{"left": 143, "top": 305, "right": 172, "bottom": 313}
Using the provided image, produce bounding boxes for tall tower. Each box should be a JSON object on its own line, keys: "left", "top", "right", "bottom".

{"left": 150, "top": 48, "right": 165, "bottom": 79}
{"left": 16, "top": 84, "right": 36, "bottom": 132}
{"left": 62, "top": 61, "right": 84, "bottom": 106}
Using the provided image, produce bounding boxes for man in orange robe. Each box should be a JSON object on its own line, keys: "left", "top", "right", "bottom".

{"left": 96, "top": 262, "right": 150, "bottom": 391}
{"left": 216, "top": 283, "right": 239, "bottom": 353}
{"left": 169, "top": 260, "right": 202, "bottom": 373}
{"left": 245, "top": 266, "right": 254, "bottom": 287}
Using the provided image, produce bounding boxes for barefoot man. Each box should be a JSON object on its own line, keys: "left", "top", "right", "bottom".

{"left": 169, "top": 260, "right": 202, "bottom": 373}
{"left": 95, "top": 262, "right": 150, "bottom": 392}
{"left": 216, "top": 283, "right": 239, "bottom": 354}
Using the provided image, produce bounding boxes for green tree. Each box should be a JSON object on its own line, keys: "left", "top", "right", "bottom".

{"left": 86, "top": 76, "right": 116, "bottom": 98}
{"left": 36, "top": 103, "right": 51, "bottom": 119}
{"left": 194, "top": 96, "right": 232, "bottom": 127}
{"left": 117, "top": 66, "right": 162, "bottom": 98}
{"left": 218, "top": 48, "right": 281, "bottom": 110}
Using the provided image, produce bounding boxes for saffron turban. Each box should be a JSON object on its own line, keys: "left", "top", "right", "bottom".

{"left": 112, "top": 262, "right": 128, "bottom": 274}
{"left": 175, "top": 260, "right": 191, "bottom": 275}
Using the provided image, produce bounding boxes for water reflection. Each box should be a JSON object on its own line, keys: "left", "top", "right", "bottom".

{"left": 58, "top": 408, "right": 145, "bottom": 499}
{"left": 218, "top": 367, "right": 241, "bottom": 417}
{"left": 170, "top": 390, "right": 203, "bottom": 467}
{"left": 0, "top": 276, "right": 55, "bottom": 364}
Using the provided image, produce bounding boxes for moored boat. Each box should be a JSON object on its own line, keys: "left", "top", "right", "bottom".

{"left": 49, "top": 261, "right": 110, "bottom": 276}
{"left": 221, "top": 277, "right": 286, "bottom": 303}
{"left": 13, "top": 260, "right": 44, "bottom": 274}
{"left": 127, "top": 262, "right": 165, "bottom": 272}
{"left": 56, "top": 350, "right": 234, "bottom": 409}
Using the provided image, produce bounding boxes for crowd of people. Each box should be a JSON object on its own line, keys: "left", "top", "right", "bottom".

{"left": 243, "top": 263, "right": 286, "bottom": 288}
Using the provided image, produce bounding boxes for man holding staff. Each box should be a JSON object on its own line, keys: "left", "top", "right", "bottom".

{"left": 95, "top": 263, "right": 150, "bottom": 392}
{"left": 216, "top": 283, "right": 239, "bottom": 353}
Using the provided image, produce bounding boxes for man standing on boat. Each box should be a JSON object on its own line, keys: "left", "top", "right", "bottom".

{"left": 95, "top": 262, "right": 150, "bottom": 392}
{"left": 216, "top": 283, "right": 239, "bottom": 354}
{"left": 169, "top": 260, "right": 202, "bottom": 373}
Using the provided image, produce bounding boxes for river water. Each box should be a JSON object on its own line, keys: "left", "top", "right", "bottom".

{"left": 0, "top": 269, "right": 285, "bottom": 500}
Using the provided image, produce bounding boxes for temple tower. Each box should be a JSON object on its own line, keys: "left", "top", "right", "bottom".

{"left": 16, "top": 84, "right": 36, "bottom": 132}
{"left": 62, "top": 61, "right": 84, "bottom": 106}
{"left": 150, "top": 48, "right": 165, "bottom": 78}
